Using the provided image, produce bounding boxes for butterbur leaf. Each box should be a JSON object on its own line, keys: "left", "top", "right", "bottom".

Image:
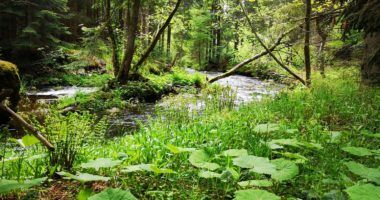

{"left": 89, "top": 188, "right": 137, "bottom": 200}
{"left": 238, "top": 180, "right": 273, "bottom": 188}
{"left": 345, "top": 184, "right": 380, "bottom": 200}
{"left": 222, "top": 149, "right": 248, "bottom": 157}
{"left": 189, "top": 149, "right": 220, "bottom": 171}
{"left": 234, "top": 189, "right": 280, "bottom": 200}
{"left": 221, "top": 168, "right": 240, "bottom": 181}
{"left": 198, "top": 171, "right": 222, "bottom": 179}
{"left": 344, "top": 161, "right": 380, "bottom": 184}
{"left": 81, "top": 158, "right": 122, "bottom": 171}
{"left": 0, "top": 177, "right": 46, "bottom": 194}
{"left": 19, "top": 135, "right": 40, "bottom": 147}
{"left": 253, "top": 123, "right": 280, "bottom": 133}
{"left": 57, "top": 172, "right": 110, "bottom": 183}
{"left": 166, "top": 144, "right": 195, "bottom": 154}
{"left": 342, "top": 147, "right": 374, "bottom": 157}
{"left": 269, "top": 139, "right": 300, "bottom": 148}
{"left": 233, "top": 156, "right": 276, "bottom": 174}
{"left": 150, "top": 166, "right": 176, "bottom": 174}
{"left": 280, "top": 152, "right": 308, "bottom": 163}
{"left": 270, "top": 159, "right": 299, "bottom": 182}
{"left": 122, "top": 164, "right": 153, "bottom": 173}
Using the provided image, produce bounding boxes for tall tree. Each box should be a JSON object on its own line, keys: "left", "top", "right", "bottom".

{"left": 304, "top": 0, "right": 312, "bottom": 86}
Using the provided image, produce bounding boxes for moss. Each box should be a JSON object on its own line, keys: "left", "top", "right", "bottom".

{"left": 0, "top": 60, "right": 21, "bottom": 124}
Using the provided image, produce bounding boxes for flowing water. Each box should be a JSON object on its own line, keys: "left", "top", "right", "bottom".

{"left": 26, "top": 70, "right": 284, "bottom": 135}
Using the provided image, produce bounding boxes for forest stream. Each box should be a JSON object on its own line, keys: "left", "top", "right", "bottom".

{"left": 26, "top": 69, "right": 284, "bottom": 135}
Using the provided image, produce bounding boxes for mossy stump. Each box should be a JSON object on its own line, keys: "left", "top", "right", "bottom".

{"left": 0, "top": 60, "right": 21, "bottom": 125}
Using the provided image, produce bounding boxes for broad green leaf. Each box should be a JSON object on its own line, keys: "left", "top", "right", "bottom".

{"left": 166, "top": 144, "right": 196, "bottom": 154}
{"left": 198, "top": 171, "right": 222, "bottom": 179}
{"left": 77, "top": 188, "right": 95, "bottom": 200}
{"left": 189, "top": 149, "right": 220, "bottom": 171}
{"left": 222, "top": 149, "right": 248, "bottom": 157}
{"left": 362, "top": 132, "right": 380, "bottom": 139}
{"left": 19, "top": 135, "right": 40, "bottom": 147}
{"left": 238, "top": 180, "right": 273, "bottom": 188}
{"left": 271, "top": 159, "right": 299, "bottom": 182}
{"left": 328, "top": 131, "right": 342, "bottom": 143}
{"left": 280, "top": 152, "right": 308, "bottom": 164}
{"left": 57, "top": 172, "right": 110, "bottom": 183}
{"left": 81, "top": 158, "right": 122, "bottom": 171}
{"left": 253, "top": 123, "right": 280, "bottom": 133}
{"left": 0, "top": 177, "right": 46, "bottom": 194}
{"left": 234, "top": 189, "right": 280, "bottom": 200}
{"left": 89, "top": 188, "right": 137, "bottom": 200}
{"left": 269, "top": 139, "right": 300, "bottom": 148}
{"left": 345, "top": 184, "right": 380, "bottom": 200}
{"left": 342, "top": 147, "right": 374, "bottom": 157}
{"left": 372, "top": 149, "right": 380, "bottom": 155}
{"left": 150, "top": 166, "right": 176, "bottom": 174}
{"left": 233, "top": 155, "right": 276, "bottom": 174}
{"left": 344, "top": 161, "right": 380, "bottom": 184}
{"left": 299, "top": 141, "right": 323, "bottom": 150}
{"left": 221, "top": 168, "right": 240, "bottom": 181}
{"left": 122, "top": 164, "right": 153, "bottom": 173}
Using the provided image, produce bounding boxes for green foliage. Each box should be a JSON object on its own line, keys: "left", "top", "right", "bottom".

{"left": 345, "top": 184, "right": 380, "bottom": 200}
{"left": 234, "top": 189, "right": 281, "bottom": 200}
{"left": 344, "top": 161, "right": 380, "bottom": 184}
{"left": 80, "top": 158, "right": 122, "bottom": 171}
{"left": 89, "top": 188, "right": 137, "bottom": 200}
{"left": 0, "top": 178, "right": 46, "bottom": 194}
{"left": 57, "top": 172, "right": 110, "bottom": 183}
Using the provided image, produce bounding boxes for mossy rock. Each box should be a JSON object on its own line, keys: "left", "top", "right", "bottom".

{"left": 0, "top": 60, "right": 21, "bottom": 124}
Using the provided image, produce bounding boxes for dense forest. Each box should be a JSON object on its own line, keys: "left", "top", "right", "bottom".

{"left": 0, "top": 0, "right": 379, "bottom": 199}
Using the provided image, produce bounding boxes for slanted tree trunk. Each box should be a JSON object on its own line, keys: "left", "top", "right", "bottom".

{"left": 239, "top": 1, "right": 306, "bottom": 85}
{"left": 362, "top": 32, "right": 380, "bottom": 85}
{"left": 133, "top": 0, "right": 182, "bottom": 72}
{"left": 208, "top": 27, "right": 296, "bottom": 83}
{"left": 167, "top": 23, "right": 171, "bottom": 62}
{"left": 304, "top": 0, "right": 312, "bottom": 86}
{"left": 117, "top": 0, "right": 141, "bottom": 84}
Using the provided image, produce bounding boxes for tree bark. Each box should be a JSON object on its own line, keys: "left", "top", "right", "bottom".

{"left": 105, "top": 0, "right": 120, "bottom": 77}
{"left": 304, "top": 0, "right": 312, "bottom": 86}
{"left": 316, "top": 16, "right": 328, "bottom": 78}
{"left": 117, "top": 0, "right": 141, "bottom": 84}
{"left": 208, "top": 28, "right": 294, "bottom": 83}
{"left": 133, "top": 0, "right": 182, "bottom": 72}
{"left": 239, "top": 1, "right": 306, "bottom": 85}
{"left": 362, "top": 32, "right": 380, "bottom": 85}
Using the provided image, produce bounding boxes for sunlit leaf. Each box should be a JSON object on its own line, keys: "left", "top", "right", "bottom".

{"left": 234, "top": 189, "right": 280, "bottom": 200}
{"left": 122, "top": 164, "right": 153, "bottom": 173}
{"left": 0, "top": 177, "right": 46, "bottom": 194}
{"left": 253, "top": 123, "right": 280, "bottom": 133}
{"left": 222, "top": 149, "right": 248, "bottom": 157}
{"left": 342, "top": 147, "right": 374, "bottom": 157}
{"left": 271, "top": 159, "right": 299, "bottom": 182}
{"left": 166, "top": 144, "right": 196, "bottom": 154}
{"left": 89, "top": 188, "right": 137, "bottom": 200}
{"left": 20, "top": 135, "right": 40, "bottom": 147}
{"left": 233, "top": 155, "right": 276, "bottom": 175}
{"left": 198, "top": 171, "right": 222, "bottom": 179}
{"left": 344, "top": 161, "right": 380, "bottom": 184}
{"left": 81, "top": 158, "right": 122, "bottom": 171}
{"left": 279, "top": 152, "right": 308, "bottom": 164}
{"left": 345, "top": 184, "right": 380, "bottom": 200}
{"left": 238, "top": 180, "right": 273, "bottom": 188}
{"left": 57, "top": 172, "right": 110, "bottom": 183}
{"left": 150, "top": 166, "right": 176, "bottom": 174}
{"left": 189, "top": 149, "right": 220, "bottom": 171}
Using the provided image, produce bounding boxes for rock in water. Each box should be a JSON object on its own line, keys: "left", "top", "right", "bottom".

{"left": 0, "top": 60, "right": 21, "bottom": 125}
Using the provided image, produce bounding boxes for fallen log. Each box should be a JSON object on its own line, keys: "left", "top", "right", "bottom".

{"left": 0, "top": 103, "right": 55, "bottom": 151}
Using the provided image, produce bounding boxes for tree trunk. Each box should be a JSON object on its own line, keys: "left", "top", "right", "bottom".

{"left": 304, "top": 0, "right": 312, "bottom": 86}
{"left": 167, "top": 23, "right": 171, "bottom": 62}
{"left": 117, "top": 0, "right": 141, "bottom": 84}
{"left": 362, "top": 32, "right": 380, "bottom": 85}
{"left": 105, "top": 0, "right": 120, "bottom": 77}
{"left": 316, "top": 16, "right": 328, "bottom": 78}
{"left": 133, "top": 0, "right": 182, "bottom": 71}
